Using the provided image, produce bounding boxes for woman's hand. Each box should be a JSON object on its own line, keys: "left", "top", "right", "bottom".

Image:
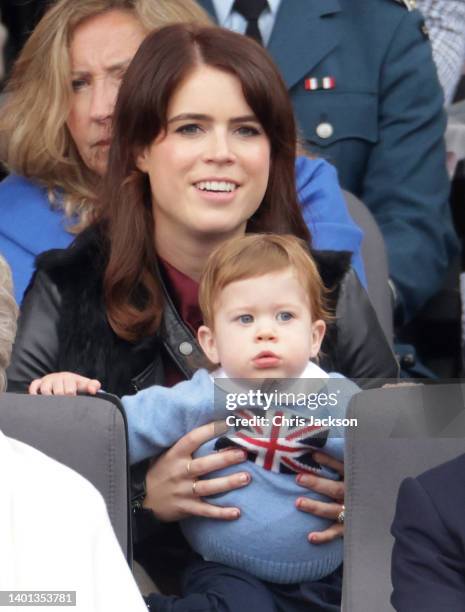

{"left": 143, "top": 421, "right": 251, "bottom": 522}
{"left": 29, "top": 372, "right": 102, "bottom": 396}
{"left": 295, "top": 451, "right": 345, "bottom": 544}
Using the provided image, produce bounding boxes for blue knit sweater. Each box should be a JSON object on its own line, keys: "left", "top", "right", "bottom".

{"left": 123, "top": 363, "right": 359, "bottom": 583}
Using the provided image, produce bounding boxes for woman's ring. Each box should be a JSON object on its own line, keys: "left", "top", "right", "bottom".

{"left": 192, "top": 480, "right": 199, "bottom": 496}
{"left": 337, "top": 505, "right": 345, "bottom": 524}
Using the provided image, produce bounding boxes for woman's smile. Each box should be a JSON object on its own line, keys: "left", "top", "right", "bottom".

{"left": 192, "top": 177, "right": 241, "bottom": 203}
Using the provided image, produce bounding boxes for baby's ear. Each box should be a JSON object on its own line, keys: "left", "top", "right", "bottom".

{"left": 197, "top": 325, "right": 220, "bottom": 364}
{"left": 310, "top": 319, "right": 326, "bottom": 359}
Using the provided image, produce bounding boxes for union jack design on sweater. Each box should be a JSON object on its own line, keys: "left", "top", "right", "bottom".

{"left": 215, "top": 409, "right": 329, "bottom": 474}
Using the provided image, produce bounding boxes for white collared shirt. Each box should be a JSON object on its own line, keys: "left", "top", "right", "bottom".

{"left": 211, "top": 0, "right": 282, "bottom": 46}
{"left": 212, "top": 360, "right": 329, "bottom": 381}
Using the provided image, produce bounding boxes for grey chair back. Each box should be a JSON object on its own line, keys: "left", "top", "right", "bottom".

{"left": 342, "top": 384, "right": 465, "bottom": 612}
{"left": 0, "top": 391, "right": 131, "bottom": 560}
{"left": 343, "top": 190, "right": 393, "bottom": 345}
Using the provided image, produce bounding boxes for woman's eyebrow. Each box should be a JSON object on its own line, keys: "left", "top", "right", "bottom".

{"left": 167, "top": 113, "right": 258, "bottom": 124}
{"left": 106, "top": 60, "right": 132, "bottom": 75}
{"left": 229, "top": 115, "right": 258, "bottom": 124}
{"left": 70, "top": 60, "right": 132, "bottom": 79}
{"left": 168, "top": 113, "right": 211, "bottom": 123}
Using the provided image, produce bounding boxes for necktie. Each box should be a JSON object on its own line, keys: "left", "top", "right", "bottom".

{"left": 232, "top": 0, "right": 269, "bottom": 45}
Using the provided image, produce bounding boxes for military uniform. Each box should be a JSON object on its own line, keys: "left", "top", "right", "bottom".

{"left": 198, "top": 0, "right": 459, "bottom": 322}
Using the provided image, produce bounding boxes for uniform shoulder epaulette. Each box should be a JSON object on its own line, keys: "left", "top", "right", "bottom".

{"left": 393, "top": 0, "right": 416, "bottom": 10}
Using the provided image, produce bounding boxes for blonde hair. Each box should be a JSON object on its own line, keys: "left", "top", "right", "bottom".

{"left": 0, "top": 256, "right": 18, "bottom": 392}
{"left": 199, "top": 234, "right": 331, "bottom": 330}
{"left": 0, "top": 0, "right": 211, "bottom": 233}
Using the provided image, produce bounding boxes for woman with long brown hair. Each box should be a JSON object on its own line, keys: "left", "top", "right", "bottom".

{"left": 0, "top": 0, "right": 366, "bottom": 306}
{"left": 8, "top": 24, "right": 397, "bottom": 609}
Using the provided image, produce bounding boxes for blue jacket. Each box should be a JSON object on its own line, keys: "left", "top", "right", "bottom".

{"left": 0, "top": 160, "right": 365, "bottom": 304}
{"left": 391, "top": 453, "right": 465, "bottom": 611}
{"left": 198, "top": 0, "right": 459, "bottom": 321}
{"left": 295, "top": 156, "right": 364, "bottom": 285}
{"left": 0, "top": 175, "right": 74, "bottom": 303}
{"left": 123, "top": 364, "right": 359, "bottom": 583}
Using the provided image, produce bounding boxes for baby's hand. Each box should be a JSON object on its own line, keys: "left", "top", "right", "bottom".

{"left": 29, "top": 372, "right": 102, "bottom": 396}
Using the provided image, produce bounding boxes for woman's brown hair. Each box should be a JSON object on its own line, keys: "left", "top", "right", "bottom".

{"left": 100, "top": 24, "right": 311, "bottom": 341}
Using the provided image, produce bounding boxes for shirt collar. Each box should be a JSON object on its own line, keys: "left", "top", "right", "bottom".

{"left": 212, "top": 361, "right": 329, "bottom": 380}
{"left": 213, "top": 0, "right": 281, "bottom": 25}
{"left": 213, "top": 0, "right": 235, "bottom": 25}
{"left": 267, "top": 0, "right": 281, "bottom": 16}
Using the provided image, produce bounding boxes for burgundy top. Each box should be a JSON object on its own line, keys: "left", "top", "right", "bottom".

{"left": 159, "top": 258, "right": 203, "bottom": 387}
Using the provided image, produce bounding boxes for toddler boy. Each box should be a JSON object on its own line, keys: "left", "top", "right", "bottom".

{"left": 123, "top": 234, "right": 359, "bottom": 584}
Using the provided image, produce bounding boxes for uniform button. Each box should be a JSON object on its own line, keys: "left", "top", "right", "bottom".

{"left": 316, "top": 122, "right": 334, "bottom": 139}
{"left": 179, "top": 341, "right": 193, "bottom": 356}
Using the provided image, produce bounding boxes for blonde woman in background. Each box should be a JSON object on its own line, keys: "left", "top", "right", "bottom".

{"left": 0, "top": 254, "right": 148, "bottom": 611}
{"left": 0, "top": 0, "right": 366, "bottom": 304}
{"left": 0, "top": 0, "right": 211, "bottom": 303}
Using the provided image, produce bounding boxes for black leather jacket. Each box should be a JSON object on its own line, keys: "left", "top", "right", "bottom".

{"left": 7, "top": 228, "right": 398, "bottom": 394}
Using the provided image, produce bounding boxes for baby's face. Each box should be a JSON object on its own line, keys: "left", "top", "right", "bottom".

{"left": 198, "top": 268, "right": 325, "bottom": 379}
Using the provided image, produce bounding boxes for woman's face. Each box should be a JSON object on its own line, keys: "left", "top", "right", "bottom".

{"left": 66, "top": 9, "right": 146, "bottom": 176}
{"left": 137, "top": 65, "right": 271, "bottom": 246}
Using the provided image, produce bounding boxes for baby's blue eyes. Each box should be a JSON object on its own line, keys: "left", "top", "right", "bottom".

{"left": 236, "top": 312, "right": 294, "bottom": 324}
{"left": 238, "top": 314, "right": 254, "bottom": 324}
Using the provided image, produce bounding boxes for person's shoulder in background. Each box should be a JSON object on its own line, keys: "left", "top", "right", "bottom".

{"left": 0, "top": 174, "right": 74, "bottom": 303}
{"left": 391, "top": 453, "right": 465, "bottom": 611}
{"left": 295, "top": 155, "right": 366, "bottom": 288}
{"left": 0, "top": 430, "right": 147, "bottom": 611}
